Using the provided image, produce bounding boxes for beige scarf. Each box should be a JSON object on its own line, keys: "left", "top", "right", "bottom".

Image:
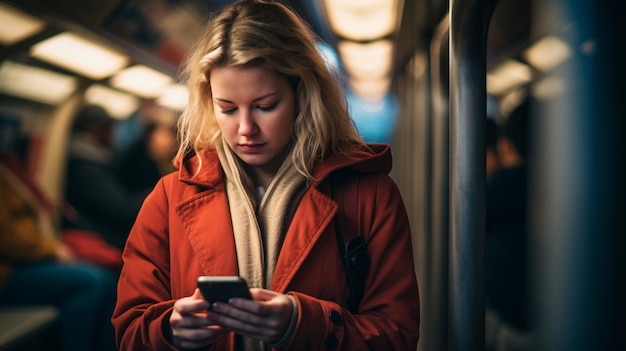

{"left": 216, "top": 138, "right": 307, "bottom": 350}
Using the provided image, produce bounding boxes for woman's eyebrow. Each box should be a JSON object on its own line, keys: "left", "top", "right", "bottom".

{"left": 213, "top": 92, "right": 279, "bottom": 104}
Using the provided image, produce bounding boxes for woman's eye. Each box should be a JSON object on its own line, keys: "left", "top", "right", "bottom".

{"left": 221, "top": 108, "right": 236, "bottom": 115}
{"left": 258, "top": 103, "right": 277, "bottom": 112}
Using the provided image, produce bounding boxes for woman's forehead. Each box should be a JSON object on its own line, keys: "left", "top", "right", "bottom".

{"left": 210, "top": 66, "right": 290, "bottom": 100}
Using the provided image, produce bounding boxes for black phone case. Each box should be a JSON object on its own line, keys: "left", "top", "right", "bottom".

{"left": 197, "top": 276, "right": 251, "bottom": 303}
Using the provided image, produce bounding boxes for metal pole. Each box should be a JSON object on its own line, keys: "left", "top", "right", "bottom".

{"left": 448, "top": 0, "right": 498, "bottom": 349}
{"left": 429, "top": 14, "right": 450, "bottom": 351}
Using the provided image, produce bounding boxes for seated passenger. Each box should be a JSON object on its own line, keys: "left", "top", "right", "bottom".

{"left": 485, "top": 98, "right": 535, "bottom": 350}
{"left": 116, "top": 120, "right": 178, "bottom": 194}
{"left": 486, "top": 117, "right": 501, "bottom": 179}
{"left": 64, "top": 104, "right": 149, "bottom": 249}
{"left": 0, "top": 153, "right": 117, "bottom": 351}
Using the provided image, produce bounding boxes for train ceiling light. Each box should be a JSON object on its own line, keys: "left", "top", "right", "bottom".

{"left": 338, "top": 39, "right": 393, "bottom": 81}
{"left": 348, "top": 76, "right": 392, "bottom": 102}
{"left": 0, "top": 60, "right": 77, "bottom": 104}
{"left": 523, "top": 36, "right": 571, "bottom": 73}
{"left": 487, "top": 59, "right": 533, "bottom": 97}
{"left": 0, "top": 3, "right": 45, "bottom": 46}
{"left": 30, "top": 32, "right": 130, "bottom": 80}
{"left": 157, "top": 84, "right": 189, "bottom": 111}
{"left": 321, "top": 0, "right": 402, "bottom": 102}
{"left": 84, "top": 84, "right": 141, "bottom": 120}
{"left": 322, "top": 0, "right": 400, "bottom": 41}
{"left": 110, "top": 65, "right": 173, "bottom": 99}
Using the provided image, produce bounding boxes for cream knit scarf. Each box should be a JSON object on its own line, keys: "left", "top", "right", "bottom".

{"left": 216, "top": 139, "right": 307, "bottom": 350}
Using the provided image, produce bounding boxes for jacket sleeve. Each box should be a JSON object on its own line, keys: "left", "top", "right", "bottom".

{"left": 284, "top": 173, "right": 420, "bottom": 350}
{"left": 111, "top": 179, "right": 179, "bottom": 351}
{"left": 112, "top": 177, "right": 237, "bottom": 351}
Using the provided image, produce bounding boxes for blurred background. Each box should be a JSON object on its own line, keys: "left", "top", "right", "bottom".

{"left": 0, "top": 0, "right": 624, "bottom": 350}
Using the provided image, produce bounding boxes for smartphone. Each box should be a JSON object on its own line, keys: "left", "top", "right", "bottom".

{"left": 197, "top": 276, "right": 252, "bottom": 303}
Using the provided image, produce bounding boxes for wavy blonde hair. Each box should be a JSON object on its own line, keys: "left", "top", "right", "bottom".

{"left": 175, "top": 0, "right": 366, "bottom": 180}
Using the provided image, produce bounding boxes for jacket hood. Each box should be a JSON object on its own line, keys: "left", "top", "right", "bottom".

{"left": 311, "top": 143, "right": 392, "bottom": 182}
{"left": 174, "top": 143, "right": 392, "bottom": 188}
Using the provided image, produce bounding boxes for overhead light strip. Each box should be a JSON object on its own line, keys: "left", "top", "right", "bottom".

{"left": 487, "top": 59, "right": 533, "bottom": 96}
{"left": 323, "top": 0, "right": 399, "bottom": 42}
{"left": 0, "top": 3, "right": 46, "bottom": 45}
{"left": 157, "top": 84, "right": 189, "bottom": 111}
{"left": 110, "top": 65, "right": 173, "bottom": 99}
{"left": 30, "top": 32, "right": 130, "bottom": 80}
{"left": 523, "top": 36, "right": 571, "bottom": 73}
{"left": 84, "top": 84, "right": 141, "bottom": 120}
{"left": 0, "top": 60, "right": 78, "bottom": 104}
{"left": 337, "top": 39, "right": 393, "bottom": 81}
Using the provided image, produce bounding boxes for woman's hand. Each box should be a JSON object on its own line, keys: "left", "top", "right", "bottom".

{"left": 208, "top": 288, "right": 294, "bottom": 343}
{"left": 170, "top": 289, "right": 227, "bottom": 349}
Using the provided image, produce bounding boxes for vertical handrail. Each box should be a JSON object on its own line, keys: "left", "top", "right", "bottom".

{"left": 448, "top": 0, "right": 498, "bottom": 350}
{"left": 429, "top": 13, "right": 450, "bottom": 351}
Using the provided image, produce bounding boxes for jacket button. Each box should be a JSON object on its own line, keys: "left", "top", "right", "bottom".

{"left": 324, "top": 334, "right": 339, "bottom": 349}
{"left": 329, "top": 310, "right": 343, "bottom": 325}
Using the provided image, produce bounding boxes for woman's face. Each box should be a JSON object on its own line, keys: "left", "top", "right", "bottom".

{"left": 211, "top": 65, "right": 296, "bottom": 174}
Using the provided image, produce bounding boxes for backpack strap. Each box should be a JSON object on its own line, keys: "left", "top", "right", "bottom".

{"left": 330, "top": 171, "right": 370, "bottom": 313}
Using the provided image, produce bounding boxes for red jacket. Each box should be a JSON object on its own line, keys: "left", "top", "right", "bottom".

{"left": 112, "top": 144, "right": 420, "bottom": 350}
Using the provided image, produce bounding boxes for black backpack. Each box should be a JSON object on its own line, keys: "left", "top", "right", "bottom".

{"left": 330, "top": 171, "right": 371, "bottom": 313}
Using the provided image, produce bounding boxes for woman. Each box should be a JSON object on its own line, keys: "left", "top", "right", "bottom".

{"left": 112, "top": 1, "right": 420, "bottom": 350}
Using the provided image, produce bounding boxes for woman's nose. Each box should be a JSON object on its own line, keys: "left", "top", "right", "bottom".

{"left": 238, "top": 111, "right": 258, "bottom": 136}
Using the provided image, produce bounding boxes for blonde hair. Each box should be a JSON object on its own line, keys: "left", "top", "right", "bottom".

{"left": 175, "top": 0, "right": 366, "bottom": 180}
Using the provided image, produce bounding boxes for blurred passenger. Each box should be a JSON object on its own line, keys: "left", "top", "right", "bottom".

{"left": 64, "top": 104, "right": 148, "bottom": 249}
{"left": 113, "top": 99, "right": 152, "bottom": 152}
{"left": 113, "top": 99, "right": 173, "bottom": 153}
{"left": 485, "top": 98, "right": 535, "bottom": 350}
{"left": 486, "top": 117, "right": 501, "bottom": 179}
{"left": 0, "top": 153, "right": 117, "bottom": 351}
{"left": 116, "top": 120, "right": 178, "bottom": 193}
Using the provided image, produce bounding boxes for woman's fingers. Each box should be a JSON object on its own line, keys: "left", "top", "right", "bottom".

{"left": 207, "top": 290, "right": 294, "bottom": 341}
{"left": 170, "top": 288, "right": 227, "bottom": 346}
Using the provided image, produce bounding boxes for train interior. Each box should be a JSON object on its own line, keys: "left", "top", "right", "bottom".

{"left": 0, "top": 0, "right": 624, "bottom": 350}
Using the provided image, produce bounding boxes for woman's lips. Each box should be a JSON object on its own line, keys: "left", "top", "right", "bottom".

{"left": 239, "top": 143, "right": 265, "bottom": 152}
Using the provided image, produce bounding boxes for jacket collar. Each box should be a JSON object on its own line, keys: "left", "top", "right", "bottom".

{"left": 174, "top": 143, "right": 392, "bottom": 188}
{"left": 176, "top": 149, "right": 223, "bottom": 188}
